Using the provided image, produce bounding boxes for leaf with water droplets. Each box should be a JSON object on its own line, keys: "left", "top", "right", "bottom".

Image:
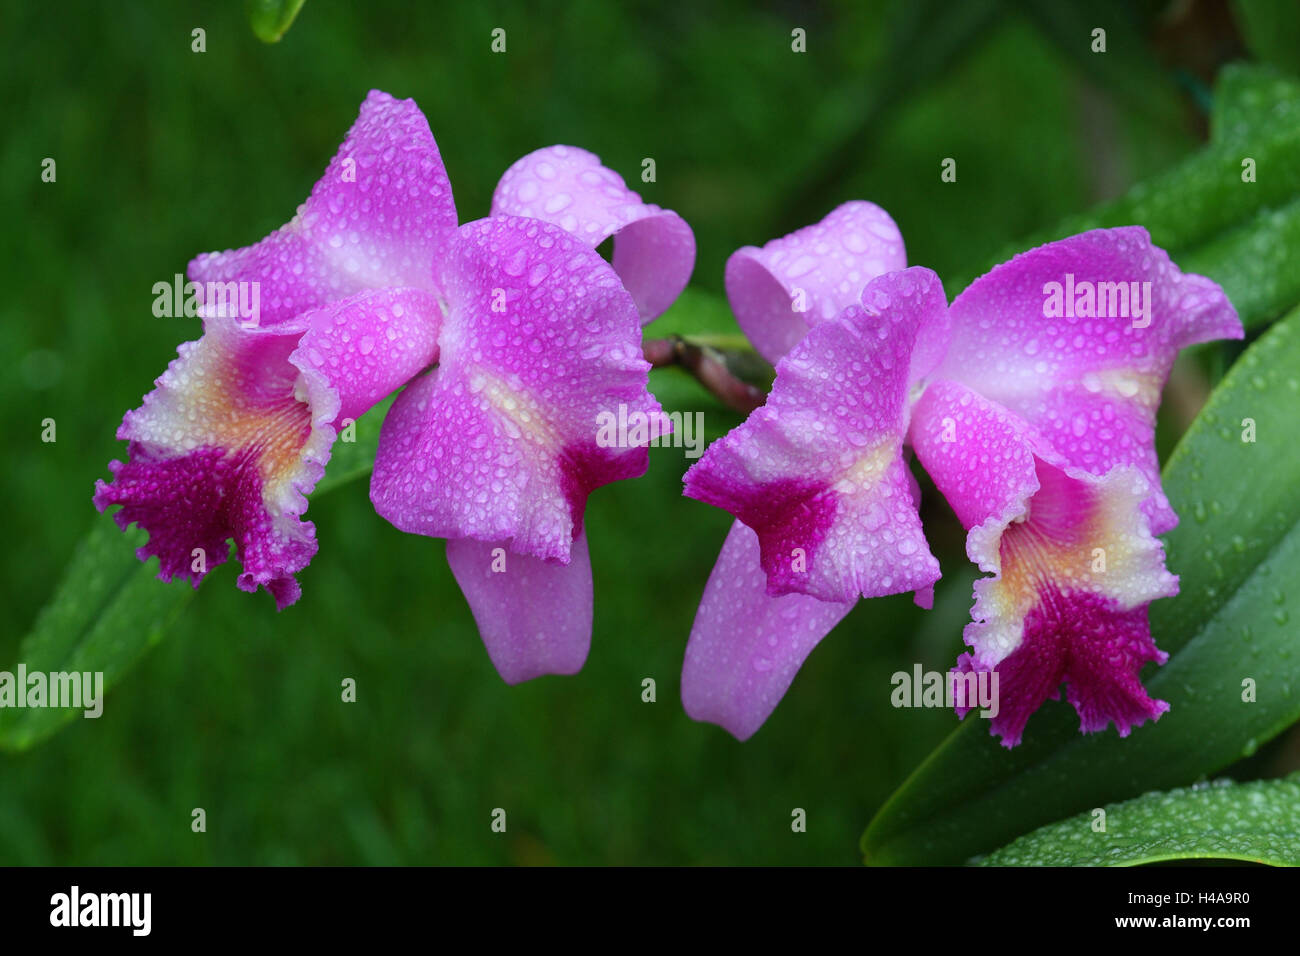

{"left": 862, "top": 305, "right": 1300, "bottom": 865}
{"left": 1211, "top": 63, "right": 1300, "bottom": 147}
{"left": 1179, "top": 196, "right": 1300, "bottom": 330}
{"left": 0, "top": 397, "right": 387, "bottom": 752}
{"left": 952, "top": 64, "right": 1300, "bottom": 331}
{"left": 978, "top": 773, "right": 1300, "bottom": 866}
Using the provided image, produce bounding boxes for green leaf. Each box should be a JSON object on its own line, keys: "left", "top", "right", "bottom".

{"left": 978, "top": 773, "right": 1300, "bottom": 866}
{"left": 644, "top": 286, "right": 748, "bottom": 345}
{"left": 246, "top": 0, "right": 307, "bottom": 44}
{"left": 954, "top": 64, "right": 1300, "bottom": 298}
{"left": 0, "top": 517, "right": 194, "bottom": 751}
{"left": 5, "top": 284, "right": 738, "bottom": 754}
{"left": 1, "top": 396, "right": 387, "bottom": 752}
{"left": 1185, "top": 63, "right": 1300, "bottom": 328}
{"left": 962, "top": 128, "right": 1300, "bottom": 287}
{"left": 313, "top": 394, "right": 391, "bottom": 496}
{"left": 1210, "top": 63, "right": 1300, "bottom": 146}
{"left": 862, "top": 304, "right": 1300, "bottom": 865}
{"left": 1178, "top": 195, "right": 1300, "bottom": 330}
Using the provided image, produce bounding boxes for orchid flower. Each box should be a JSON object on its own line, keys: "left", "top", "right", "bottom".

{"left": 95, "top": 91, "right": 695, "bottom": 684}
{"left": 681, "top": 203, "right": 1241, "bottom": 745}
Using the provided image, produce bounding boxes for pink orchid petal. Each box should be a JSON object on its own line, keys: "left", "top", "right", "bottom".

{"left": 683, "top": 268, "right": 946, "bottom": 604}
{"left": 725, "top": 201, "right": 907, "bottom": 364}
{"left": 491, "top": 145, "right": 695, "bottom": 322}
{"left": 370, "top": 216, "right": 659, "bottom": 560}
{"left": 681, "top": 521, "right": 855, "bottom": 740}
{"left": 290, "top": 287, "right": 442, "bottom": 426}
{"left": 189, "top": 90, "right": 459, "bottom": 327}
{"left": 911, "top": 381, "right": 1178, "bottom": 747}
{"left": 939, "top": 227, "right": 1242, "bottom": 534}
{"left": 94, "top": 313, "right": 329, "bottom": 608}
{"left": 97, "top": 286, "right": 445, "bottom": 608}
{"left": 909, "top": 380, "right": 1043, "bottom": 533}
{"left": 446, "top": 532, "right": 593, "bottom": 684}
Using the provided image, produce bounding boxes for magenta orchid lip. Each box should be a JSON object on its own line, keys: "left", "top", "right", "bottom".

{"left": 681, "top": 210, "right": 1241, "bottom": 746}
{"left": 94, "top": 90, "right": 695, "bottom": 684}
{"left": 94, "top": 94, "right": 1244, "bottom": 752}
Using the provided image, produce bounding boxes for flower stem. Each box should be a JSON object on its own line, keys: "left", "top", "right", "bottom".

{"left": 643, "top": 335, "right": 768, "bottom": 415}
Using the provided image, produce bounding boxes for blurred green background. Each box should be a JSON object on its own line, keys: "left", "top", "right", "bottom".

{"left": 0, "top": 0, "right": 1269, "bottom": 863}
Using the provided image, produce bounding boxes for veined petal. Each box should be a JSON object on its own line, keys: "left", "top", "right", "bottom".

{"left": 683, "top": 268, "right": 947, "bottom": 603}
{"left": 725, "top": 201, "right": 907, "bottom": 364}
{"left": 682, "top": 520, "right": 855, "bottom": 740}
{"left": 911, "top": 381, "right": 1178, "bottom": 747}
{"left": 96, "top": 289, "right": 432, "bottom": 608}
{"left": 445, "top": 532, "right": 593, "bottom": 684}
{"left": 491, "top": 145, "right": 695, "bottom": 322}
{"left": 370, "top": 216, "right": 658, "bottom": 561}
{"left": 189, "top": 90, "right": 459, "bottom": 327}
{"left": 939, "top": 227, "right": 1242, "bottom": 534}
{"left": 94, "top": 313, "right": 327, "bottom": 608}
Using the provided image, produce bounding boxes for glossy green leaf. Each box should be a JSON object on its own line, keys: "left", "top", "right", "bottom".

{"left": 1179, "top": 195, "right": 1300, "bottom": 330}
{"left": 644, "top": 286, "right": 748, "bottom": 345}
{"left": 1185, "top": 63, "right": 1300, "bottom": 328}
{"left": 0, "top": 396, "right": 387, "bottom": 752}
{"left": 1210, "top": 63, "right": 1300, "bottom": 146}
{"left": 246, "top": 0, "right": 307, "bottom": 44}
{"left": 862, "top": 305, "right": 1300, "bottom": 865}
{"left": 0, "top": 516, "right": 195, "bottom": 751}
{"left": 979, "top": 773, "right": 1300, "bottom": 866}
{"left": 955, "top": 65, "right": 1300, "bottom": 294}
{"left": 959, "top": 131, "right": 1300, "bottom": 288}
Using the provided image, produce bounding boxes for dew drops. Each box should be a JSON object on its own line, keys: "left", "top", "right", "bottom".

{"left": 786, "top": 255, "right": 816, "bottom": 278}
{"left": 502, "top": 248, "right": 528, "bottom": 277}
{"left": 517, "top": 180, "right": 539, "bottom": 203}
{"left": 543, "top": 192, "right": 572, "bottom": 214}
